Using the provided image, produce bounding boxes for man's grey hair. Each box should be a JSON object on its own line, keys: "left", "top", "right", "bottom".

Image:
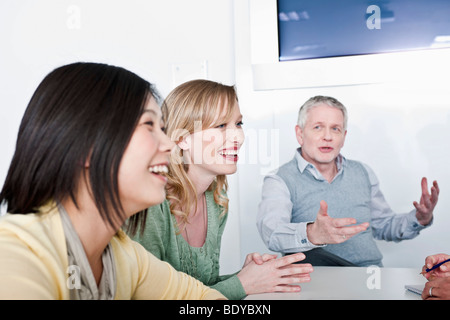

{"left": 297, "top": 95, "right": 348, "bottom": 130}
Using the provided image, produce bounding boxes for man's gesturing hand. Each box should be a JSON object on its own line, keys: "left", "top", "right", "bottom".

{"left": 306, "top": 200, "right": 369, "bottom": 245}
{"left": 414, "top": 177, "right": 439, "bottom": 226}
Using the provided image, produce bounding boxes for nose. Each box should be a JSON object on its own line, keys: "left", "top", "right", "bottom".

{"left": 323, "top": 127, "right": 332, "bottom": 141}
{"left": 227, "top": 127, "right": 245, "bottom": 146}
{"left": 159, "top": 130, "right": 175, "bottom": 153}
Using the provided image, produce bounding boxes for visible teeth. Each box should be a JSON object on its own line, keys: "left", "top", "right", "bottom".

{"left": 220, "top": 150, "right": 238, "bottom": 156}
{"left": 149, "top": 165, "right": 169, "bottom": 174}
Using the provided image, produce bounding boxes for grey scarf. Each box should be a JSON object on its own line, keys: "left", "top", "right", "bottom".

{"left": 59, "top": 205, "right": 116, "bottom": 300}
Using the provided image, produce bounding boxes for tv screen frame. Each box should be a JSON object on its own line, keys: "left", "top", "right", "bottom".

{"left": 249, "top": 0, "right": 450, "bottom": 90}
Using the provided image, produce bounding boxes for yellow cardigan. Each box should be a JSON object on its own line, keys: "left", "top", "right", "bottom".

{"left": 0, "top": 203, "right": 225, "bottom": 300}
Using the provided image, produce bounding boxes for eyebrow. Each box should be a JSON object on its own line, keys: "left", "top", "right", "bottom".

{"left": 312, "top": 121, "right": 343, "bottom": 127}
{"left": 142, "top": 109, "right": 165, "bottom": 125}
{"left": 143, "top": 109, "right": 158, "bottom": 116}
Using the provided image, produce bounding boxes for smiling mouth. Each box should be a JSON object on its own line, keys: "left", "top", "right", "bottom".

{"left": 219, "top": 150, "right": 239, "bottom": 156}
{"left": 148, "top": 164, "right": 169, "bottom": 175}
{"left": 218, "top": 149, "right": 240, "bottom": 162}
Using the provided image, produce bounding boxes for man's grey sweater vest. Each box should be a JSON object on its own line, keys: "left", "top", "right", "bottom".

{"left": 276, "top": 157, "right": 383, "bottom": 266}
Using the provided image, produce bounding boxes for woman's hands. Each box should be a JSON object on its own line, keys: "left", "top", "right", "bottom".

{"left": 237, "top": 252, "right": 313, "bottom": 295}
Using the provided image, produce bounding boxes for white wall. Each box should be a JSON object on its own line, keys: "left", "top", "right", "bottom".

{"left": 0, "top": 0, "right": 449, "bottom": 276}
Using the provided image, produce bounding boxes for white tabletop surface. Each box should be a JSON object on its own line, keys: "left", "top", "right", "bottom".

{"left": 245, "top": 266, "right": 427, "bottom": 300}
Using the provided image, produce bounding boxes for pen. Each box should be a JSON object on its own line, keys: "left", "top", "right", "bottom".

{"left": 420, "top": 258, "right": 450, "bottom": 274}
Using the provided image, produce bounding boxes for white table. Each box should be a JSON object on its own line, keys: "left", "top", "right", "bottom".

{"left": 245, "top": 267, "right": 427, "bottom": 300}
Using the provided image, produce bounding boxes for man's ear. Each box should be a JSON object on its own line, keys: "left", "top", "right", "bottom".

{"left": 342, "top": 129, "right": 347, "bottom": 147}
{"left": 295, "top": 125, "right": 304, "bottom": 146}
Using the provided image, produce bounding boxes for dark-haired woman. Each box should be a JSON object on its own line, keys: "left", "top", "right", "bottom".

{"left": 0, "top": 62, "right": 225, "bottom": 300}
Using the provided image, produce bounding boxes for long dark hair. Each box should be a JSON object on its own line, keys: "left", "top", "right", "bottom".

{"left": 0, "top": 62, "right": 159, "bottom": 230}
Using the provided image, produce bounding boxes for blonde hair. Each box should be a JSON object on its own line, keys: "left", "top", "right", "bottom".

{"left": 161, "top": 79, "right": 238, "bottom": 228}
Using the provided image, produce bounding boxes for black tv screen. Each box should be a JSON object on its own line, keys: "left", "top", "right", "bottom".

{"left": 278, "top": 0, "right": 450, "bottom": 61}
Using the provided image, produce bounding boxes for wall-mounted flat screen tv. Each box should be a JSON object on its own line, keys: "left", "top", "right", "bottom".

{"left": 278, "top": 0, "right": 450, "bottom": 62}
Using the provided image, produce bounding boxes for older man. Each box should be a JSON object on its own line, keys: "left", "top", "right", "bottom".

{"left": 257, "top": 96, "right": 439, "bottom": 267}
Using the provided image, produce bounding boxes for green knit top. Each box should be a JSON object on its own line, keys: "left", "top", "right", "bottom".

{"left": 132, "top": 191, "right": 246, "bottom": 300}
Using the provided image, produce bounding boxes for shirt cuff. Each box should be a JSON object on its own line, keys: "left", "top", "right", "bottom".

{"left": 297, "top": 221, "right": 327, "bottom": 251}
{"left": 407, "top": 209, "right": 433, "bottom": 231}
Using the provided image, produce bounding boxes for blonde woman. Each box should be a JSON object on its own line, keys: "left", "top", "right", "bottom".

{"left": 132, "top": 79, "right": 313, "bottom": 299}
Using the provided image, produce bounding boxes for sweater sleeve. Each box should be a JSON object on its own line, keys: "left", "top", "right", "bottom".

{"left": 131, "top": 195, "right": 243, "bottom": 299}
{"left": 211, "top": 273, "right": 246, "bottom": 300}
{"left": 0, "top": 232, "right": 64, "bottom": 299}
{"left": 205, "top": 208, "right": 247, "bottom": 300}
{"left": 130, "top": 240, "right": 226, "bottom": 300}
{"left": 0, "top": 212, "right": 70, "bottom": 300}
{"left": 132, "top": 203, "right": 169, "bottom": 260}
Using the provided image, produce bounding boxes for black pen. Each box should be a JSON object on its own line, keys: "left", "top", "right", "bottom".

{"left": 421, "top": 258, "right": 450, "bottom": 274}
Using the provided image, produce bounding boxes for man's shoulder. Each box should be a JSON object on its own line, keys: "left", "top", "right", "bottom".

{"left": 344, "top": 158, "right": 369, "bottom": 170}
{"left": 265, "top": 163, "right": 295, "bottom": 185}
{"left": 342, "top": 158, "right": 374, "bottom": 183}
